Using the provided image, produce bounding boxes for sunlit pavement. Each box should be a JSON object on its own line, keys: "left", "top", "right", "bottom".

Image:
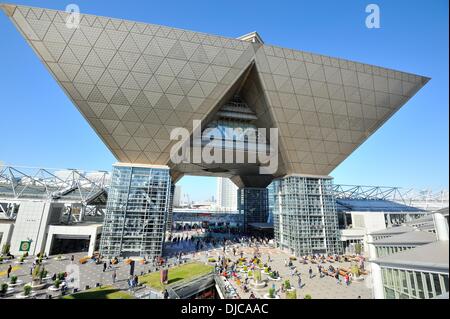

{"left": 0, "top": 237, "right": 372, "bottom": 299}
{"left": 203, "top": 244, "right": 372, "bottom": 299}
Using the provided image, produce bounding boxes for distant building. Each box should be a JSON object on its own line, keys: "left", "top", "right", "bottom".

{"left": 173, "top": 185, "right": 182, "bottom": 208}
{"left": 216, "top": 178, "right": 238, "bottom": 211}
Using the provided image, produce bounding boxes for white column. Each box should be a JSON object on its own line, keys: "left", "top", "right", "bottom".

{"left": 367, "top": 234, "right": 377, "bottom": 259}
{"left": 371, "top": 262, "right": 384, "bottom": 299}
{"left": 433, "top": 213, "right": 449, "bottom": 241}
{"left": 43, "top": 230, "right": 54, "bottom": 256}
{"left": 88, "top": 227, "right": 99, "bottom": 257}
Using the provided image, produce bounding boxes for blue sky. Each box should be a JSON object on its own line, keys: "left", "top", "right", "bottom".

{"left": 0, "top": 0, "right": 448, "bottom": 201}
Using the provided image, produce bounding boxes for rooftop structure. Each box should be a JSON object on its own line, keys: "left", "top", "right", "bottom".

{"left": 0, "top": 3, "right": 429, "bottom": 186}
{"left": 368, "top": 208, "right": 449, "bottom": 299}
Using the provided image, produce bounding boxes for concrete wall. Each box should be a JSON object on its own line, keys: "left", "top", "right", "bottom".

{"left": 0, "top": 222, "right": 14, "bottom": 252}
{"left": 9, "top": 201, "right": 65, "bottom": 255}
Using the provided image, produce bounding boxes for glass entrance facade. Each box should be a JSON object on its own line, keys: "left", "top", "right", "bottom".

{"left": 99, "top": 165, "right": 172, "bottom": 259}
{"left": 238, "top": 188, "right": 269, "bottom": 231}
{"left": 273, "top": 176, "right": 342, "bottom": 256}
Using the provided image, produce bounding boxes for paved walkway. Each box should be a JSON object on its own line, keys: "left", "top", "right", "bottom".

{"left": 1, "top": 243, "right": 372, "bottom": 299}
{"left": 207, "top": 244, "right": 373, "bottom": 299}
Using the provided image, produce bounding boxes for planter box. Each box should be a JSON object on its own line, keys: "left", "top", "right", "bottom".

{"left": 15, "top": 292, "right": 36, "bottom": 299}
{"left": 30, "top": 282, "right": 47, "bottom": 290}
{"left": 0, "top": 287, "right": 15, "bottom": 297}
{"left": 8, "top": 280, "right": 23, "bottom": 288}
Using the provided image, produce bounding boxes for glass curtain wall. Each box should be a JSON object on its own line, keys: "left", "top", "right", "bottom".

{"left": 381, "top": 267, "right": 449, "bottom": 299}
{"left": 100, "top": 165, "right": 171, "bottom": 259}
{"left": 238, "top": 188, "right": 269, "bottom": 231}
{"left": 273, "top": 176, "right": 342, "bottom": 256}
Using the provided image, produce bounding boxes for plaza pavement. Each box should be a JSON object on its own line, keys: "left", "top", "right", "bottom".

{"left": 195, "top": 244, "right": 373, "bottom": 299}
{"left": 0, "top": 239, "right": 372, "bottom": 299}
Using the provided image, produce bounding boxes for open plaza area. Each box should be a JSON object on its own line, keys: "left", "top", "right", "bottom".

{"left": 0, "top": 233, "right": 372, "bottom": 299}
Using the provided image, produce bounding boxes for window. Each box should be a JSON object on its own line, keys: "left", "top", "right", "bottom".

{"left": 442, "top": 275, "right": 449, "bottom": 293}
{"left": 407, "top": 271, "right": 416, "bottom": 297}
{"left": 384, "top": 287, "right": 395, "bottom": 299}
{"left": 426, "top": 273, "right": 434, "bottom": 298}
{"left": 432, "top": 273, "right": 442, "bottom": 297}
{"left": 399, "top": 270, "right": 408, "bottom": 294}
{"left": 415, "top": 272, "right": 425, "bottom": 299}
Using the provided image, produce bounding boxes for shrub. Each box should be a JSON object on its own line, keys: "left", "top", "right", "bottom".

{"left": 0, "top": 256, "right": 4, "bottom": 262}
{"left": 354, "top": 243, "right": 362, "bottom": 255}
{"left": 1, "top": 244, "right": 10, "bottom": 255}
{"left": 248, "top": 270, "right": 253, "bottom": 277}
{"left": 284, "top": 280, "right": 291, "bottom": 290}
{"left": 57, "top": 272, "right": 66, "bottom": 281}
{"left": 23, "top": 285, "right": 32, "bottom": 296}
{"left": 304, "top": 294, "right": 312, "bottom": 299}
{"left": 0, "top": 283, "right": 8, "bottom": 295}
{"left": 254, "top": 269, "right": 262, "bottom": 282}
{"left": 54, "top": 279, "right": 61, "bottom": 289}
{"left": 351, "top": 264, "right": 360, "bottom": 277}
{"left": 268, "top": 288, "right": 275, "bottom": 299}
{"left": 32, "top": 265, "right": 41, "bottom": 280}
{"left": 19, "top": 256, "right": 24, "bottom": 263}
{"left": 10, "top": 276, "right": 17, "bottom": 285}
{"left": 286, "top": 289, "right": 297, "bottom": 299}
{"left": 243, "top": 265, "right": 248, "bottom": 272}
{"left": 40, "top": 269, "right": 48, "bottom": 280}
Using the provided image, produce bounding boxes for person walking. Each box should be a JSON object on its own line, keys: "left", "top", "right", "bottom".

{"left": 344, "top": 274, "right": 350, "bottom": 287}
{"left": 298, "top": 275, "right": 302, "bottom": 289}
{"left": 71, "top": 255, "right": 74, "bottom": 263}
{"left": 112, "top": 269, "right": 117, "bottom": 284}
{"left": 335, "top": 272, "right": 340, "bottom": 285}
{"left": 308, "top": 267, "right": 313, "bottom": 279}
{"left": 7, "top": 265, "right": 12, "bottom": 278}
{"left": 103, "top": 262, "right": 107, "bottom": 272}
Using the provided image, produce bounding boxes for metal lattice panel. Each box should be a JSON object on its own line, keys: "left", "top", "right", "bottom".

{"left": 273, "top": 176, "right": 342, "bottom": 256}
{"left": 2, "top": 4, "right": 430, "bottom": 179}
{"left": 99, "top": 165, "right": 171, "bottom": 258}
